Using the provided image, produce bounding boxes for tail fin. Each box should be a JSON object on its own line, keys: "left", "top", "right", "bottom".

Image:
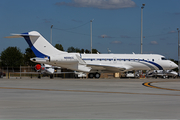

{"left": 5, "top": 31, "right": 67, "bottom": 58}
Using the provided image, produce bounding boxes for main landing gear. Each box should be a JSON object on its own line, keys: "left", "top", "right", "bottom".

{"left": 88, "top": 73, "right": 101, "bottom": 79}
{"left": 38, "top": 74, "right": 54, "bottom": 79}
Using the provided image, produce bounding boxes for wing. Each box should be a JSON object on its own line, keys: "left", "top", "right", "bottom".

{"left": 87, "top": 64, "right": 131, "bottom": 72}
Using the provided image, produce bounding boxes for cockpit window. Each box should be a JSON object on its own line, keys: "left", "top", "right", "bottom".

{"left": 161, "top": 57, "right": 167, "bottom": 60}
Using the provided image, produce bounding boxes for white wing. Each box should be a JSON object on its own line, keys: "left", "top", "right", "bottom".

{"left": 87, "top": 64, "right": 133, "bottom": 72}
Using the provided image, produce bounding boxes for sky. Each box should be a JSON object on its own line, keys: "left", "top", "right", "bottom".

{"left": 0, "top": 0, "right": 180, "bottom": 60}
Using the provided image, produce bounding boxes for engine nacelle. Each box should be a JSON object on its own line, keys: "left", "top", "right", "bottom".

{"left": 49, "top": 54, "right": 78, "bottom": 64}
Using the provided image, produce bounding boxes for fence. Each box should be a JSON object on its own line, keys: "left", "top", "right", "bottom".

{"left": 0, "top": 66, "right": 75, "bottom": 79}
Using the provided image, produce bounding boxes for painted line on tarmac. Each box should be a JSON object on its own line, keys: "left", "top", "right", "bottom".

{"left": 0, "top": 86, "right": 180, "bottom": 96}
{"left": 143, "top": 81, "right": 180, "bottom": 91}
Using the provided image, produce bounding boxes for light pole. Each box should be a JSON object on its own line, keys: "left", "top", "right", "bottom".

{"left": 140, "top": 4, "right": 145, "bottom": 54}
{"left": 90, "top": 19, "right": 94, "bottom": 54}
{"left": 51, "top": 25, "right": 53, "bottom": 44}
{"left": 177, "top": 28, "right": 180, "bottom": 76}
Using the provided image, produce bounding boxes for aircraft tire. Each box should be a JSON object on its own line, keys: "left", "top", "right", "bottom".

{"left": 38, "top": 74, "right": 41, "bottom": 79}
{"left": 95, "top": 73, "right": 101, "bottom": 79}
{"left": 74, "top": 74, "right": 78, "bottom": 78}
{"left": 162, "top": 75, "right": 166, "bottom": 79}
{"left": 88, "top": 73, "right": 94, "bottom": 78}
{"left": 50, "top": 74, "right": 53, "bottom": 79}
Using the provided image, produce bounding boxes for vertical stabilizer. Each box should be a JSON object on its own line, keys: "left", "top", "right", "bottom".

{"left": 6, "top": 31, "right": 67, "bottom": 58}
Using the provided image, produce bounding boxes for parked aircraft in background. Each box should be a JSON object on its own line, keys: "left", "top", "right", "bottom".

{"left": 34, "top": 63, "right": 60, "bottom": 78}
{"left": 5, "top": 31, "right": 178, "bottom": 78}
{"left": 34, "top": 63, "right": 83, "bottom": 79}
{"left": 146, "top": 70, "right": 178, "bottom": 78}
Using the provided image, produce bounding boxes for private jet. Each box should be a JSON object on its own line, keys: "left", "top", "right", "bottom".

{"left": 5, "top": 31, "right": 178, "bottom": 78}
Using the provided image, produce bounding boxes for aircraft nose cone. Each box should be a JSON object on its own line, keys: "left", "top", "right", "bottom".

{"left": 172, "top": 62, "right": 178, "bottom": 69}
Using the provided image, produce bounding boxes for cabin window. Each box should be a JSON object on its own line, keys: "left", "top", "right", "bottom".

{"left": 152, "top": 59, "right": 154, "bottom": 61}
{"left": 161, "top": 57, "right": 167, "bottom": 60}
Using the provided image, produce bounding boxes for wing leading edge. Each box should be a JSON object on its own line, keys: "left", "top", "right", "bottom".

{"left": 87, "top": 64, "right": 132, "bottom": 72}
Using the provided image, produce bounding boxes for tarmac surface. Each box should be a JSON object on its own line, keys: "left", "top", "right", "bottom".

{"left": 0, "top": 77, "right": 180, "bottom": 119}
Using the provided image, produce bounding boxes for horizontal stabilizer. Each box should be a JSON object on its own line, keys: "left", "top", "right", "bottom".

{"left": 4, "top": 33, "right": 40, "bottom": 38}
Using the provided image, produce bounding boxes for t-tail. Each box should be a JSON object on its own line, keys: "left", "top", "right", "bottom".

{"left": 5, "top": 31, "right": 67, "bottom": 58}
{"left": 5, "top": 31, "right": 91, "bottom": 72}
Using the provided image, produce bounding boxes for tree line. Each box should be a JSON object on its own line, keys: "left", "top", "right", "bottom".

{"left": 0, "top": 44, "right": 99, "bottom": 67}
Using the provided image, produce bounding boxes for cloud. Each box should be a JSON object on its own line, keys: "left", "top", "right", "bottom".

{"left": 111, "top": 41, "right": 122, "bottom": 44}
{"left": 150, "top": 41, "right": 158, "bottom": 45}
{"left": 168, "top": 30, "right": 176, "bottom": 34}
{"left": 55, "top": 0, "right": 136, "bottom": 9}
{"left": 99, "top": 34, "right": 113, "bottom": 38}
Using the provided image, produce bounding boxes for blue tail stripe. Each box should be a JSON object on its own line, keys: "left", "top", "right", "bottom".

{"left": 31, "top": 46, "right": 49, "bottom": 58}
{"left": 24, "top": 36, "right": 33, "bottom": 48}
{"left": 22, "top": 34, "right": 48, "bottom": 58}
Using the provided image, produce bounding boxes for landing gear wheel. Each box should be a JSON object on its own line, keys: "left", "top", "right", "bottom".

{"left": 38, "top": 74, "right": 41, "bottom": 79}
{"left": 50, "top": 74, "right": 54, "bottom": 79}
{"left": 88, "top": 73, "right": 94, "bottom": 78}
{"left": 162, "top": 75, "right": 166, "bottom": 79}
{"left": 95, "top": 73, "right": 101, "bottom": 79}
{"left": 74, "top": 74, "right": 78, "bottom": 78}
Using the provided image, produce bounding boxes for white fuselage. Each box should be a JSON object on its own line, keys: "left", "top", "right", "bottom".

{"left": 6, "top": 31, "right": 178, "bottom": 74}
{"left": 37, "top": 53, "right": 177, "bottom": 73}
{"left": 81, "top": 53, "right": 177, "bottom": 72}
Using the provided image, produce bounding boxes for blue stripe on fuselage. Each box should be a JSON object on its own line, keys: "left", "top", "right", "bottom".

{"left": 83, "top": 58, "right": 163, "bottom": 70}
{"left": 144, "top": 60, "right": 163, "bottom": 70}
